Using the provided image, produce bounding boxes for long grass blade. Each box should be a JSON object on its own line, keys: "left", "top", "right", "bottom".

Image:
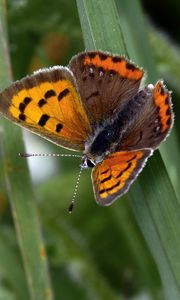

{"left": 0, "top": 2, "right": 53, "bottom": 300}
{"left": 76, "top": 0, "right": 180, "bottom": 298}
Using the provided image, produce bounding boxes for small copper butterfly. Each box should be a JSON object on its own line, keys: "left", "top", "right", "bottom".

{"left": 0, "top": 51, "right": 174, "bottom": 206}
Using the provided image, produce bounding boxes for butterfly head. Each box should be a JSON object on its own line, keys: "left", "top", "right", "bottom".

{"left": 80, "top": 156, "right": 96, "bottom": 169}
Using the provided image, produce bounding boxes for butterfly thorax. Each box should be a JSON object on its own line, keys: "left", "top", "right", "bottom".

{"left": 81, "top": 87, "right": 154, "bottom": 169}
{"left": 82, "top": 118, "right": 125, "bottom": 168}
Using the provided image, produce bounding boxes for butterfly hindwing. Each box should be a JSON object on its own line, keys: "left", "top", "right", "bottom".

{"left": 92, "top": 149, "right": 152, "bottom": 206}
{"left": 69, "top": 51, "right": 144, "bottom": 124}
{"left": 0, "top": 67, "right": 91, "bottom": 151}
{"left": 120, "top": 81, "right": 174, "bottom": 151}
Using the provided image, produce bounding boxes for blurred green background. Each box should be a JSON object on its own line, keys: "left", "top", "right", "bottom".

{"left": 0, "top": 0, "right": 179, "bottom": 299}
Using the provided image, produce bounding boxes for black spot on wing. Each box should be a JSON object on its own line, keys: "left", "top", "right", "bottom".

{"left": 101, "top": 169, "right": 109, "bottom": 175}
{"left": 166, "top": 107, "right": 171, "bottom": 116}
{"left": 24, "top": 97, "right": 31, "bottom": 105}
{"left": 19, "top": 97, "right": 32, "bottom": 113}
{"left": 112, "top": 56, "right": 122, "bottom": 63}
{"left": 165, "top": 96, "right": 169, "bottom": 105}
{"left": 123, "top": 162, "right": 132, "bottom": 173}
{"left": 38, "top": 114, "right": 50, "bottom": 126}
{"left": 19, "top": 113, "right": 26, "bottom": 121}
{"left": 38, "top": 99, "right": 47, "bottom": 107}
{"left": 58, "top": 88, "right": 69, "bottom": 101}
{"left": 100, "top": 174, "right": 112, "bottom": 184}
{"left": 44, "top": 89, "right": 56, "bottom": 99}
{"left": 88, "top": 52, "right": 96, "bottom": 59}
{"left": 99, "top": 180, "right": 120, "bottom": 194}
{"left": 56, "top": 123, "right": 63, "bottom": 132}
{"left": 114, "top": 162, "right": 132, "bottom": 179}
{"left": 126, "top": 62, "right": 136, "bottom": 71}
{"left": 159, "top": 86, "right": 165, "bottom": 96}
{"left": 127, "top": 155, "right": 137, "bottom": 163}
{"left": 19, "top": 103, "right": 26, "bottom": 113}
{"left": 166, "top": 117, "right": 171, "bottom": 126}
{"left": 99, "top": 53, "right": 108, "bottom": 60}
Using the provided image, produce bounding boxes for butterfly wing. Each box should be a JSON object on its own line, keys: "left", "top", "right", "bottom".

{"left": 119, "top": 81, "right": 174, "bottom": 151}
{"left": 69, "top": 51, "right": 144, "bottom": 124}
{"left": 0, "top": 67, "right": 91, "bottom": 151}
{"left": 92, "top": 149, "right": 152, "bottom": 206}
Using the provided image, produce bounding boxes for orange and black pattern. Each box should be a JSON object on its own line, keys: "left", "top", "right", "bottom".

{"left": 92, "top": 150, "right": 152, "bottom": 206}
{"left": 0, "top": 51, "right": 174, "bottom": 206}
{"left": 0, "top": 67, "right": 91, "bottom": 150}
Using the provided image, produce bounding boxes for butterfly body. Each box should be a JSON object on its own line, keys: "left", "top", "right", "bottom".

{"left": 0, "top": 51, "right": 174, "bottom": 206}
{"left": 83, "top": 84, "right": 154, "bottom": 166}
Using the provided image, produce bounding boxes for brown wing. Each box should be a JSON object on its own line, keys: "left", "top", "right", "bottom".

{"left": 69, "top": 51, "right": 144, "bottom": 124}
{"left": 0, "top": 67, "right": 91, "bottom": 151}
{"left": 92, "top": 149, "right": 152, "bottom": 206}
{"left": 119, "top": 81, "right": 174, "bottom": 151}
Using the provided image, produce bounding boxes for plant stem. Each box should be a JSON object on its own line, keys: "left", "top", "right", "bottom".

{"left": 0, "top": 2, "right": 53, "bottom": 300}
{"left": 76, "top": 0, "right": 180, "bottom": 298}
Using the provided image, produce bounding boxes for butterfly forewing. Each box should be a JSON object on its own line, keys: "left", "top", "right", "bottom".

{"left": 92, "top": 149, "right": 152, "bottom": 206}
{"left": 0, "top": 67, "right": 91, "bottom": 151}
{"left": 69, "top": 51, "right": 144, "bottom": 124}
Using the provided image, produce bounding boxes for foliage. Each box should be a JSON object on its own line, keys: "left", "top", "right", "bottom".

{"left": 0, "top": 0, "right": 179, "bottom": 299}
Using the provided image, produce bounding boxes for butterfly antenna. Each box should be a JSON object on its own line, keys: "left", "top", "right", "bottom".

{"left": 19, "top": 152, "right": 82, "bottom": 158}
{"left": 68, "top": 166, "right": 83, "bottom": 214}
{"left": 19, "top": 152, "right": 83, "bottom": 212}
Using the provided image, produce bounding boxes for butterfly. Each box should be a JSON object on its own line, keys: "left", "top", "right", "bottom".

{"left": 0, "top": 51, "right": 174, "bottom": 207}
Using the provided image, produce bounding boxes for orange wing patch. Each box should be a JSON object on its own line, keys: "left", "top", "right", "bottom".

{"left": 153, "top": 81, "right": 172, "bottom": 133}
{"left": 83, "top": 52, "right": 144, "bottom": 81}
{"left": 0, "top": 67, "right": 91, "bottom": 150}
{"left": 92, "top": 149, "right": 152, "bottom": 206}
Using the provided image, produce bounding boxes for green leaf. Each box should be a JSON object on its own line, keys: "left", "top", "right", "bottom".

{"left": 76, "top": 0, "right": 180, "bottom": 298}
{"left": 0, "top": 2, "right": 53, "bottom": 300}
{"left": 149, "top": 25, "right": 180, "bottom": 94}
{"left": 0, "top": 227, "right": 29, "bottom": 300}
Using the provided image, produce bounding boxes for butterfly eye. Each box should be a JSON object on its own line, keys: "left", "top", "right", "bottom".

{"left": 81, "top": 156, "right": 95, "bottom": 169}
{"left": 87, "top": 159, "right": 95, "bottom": 168}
